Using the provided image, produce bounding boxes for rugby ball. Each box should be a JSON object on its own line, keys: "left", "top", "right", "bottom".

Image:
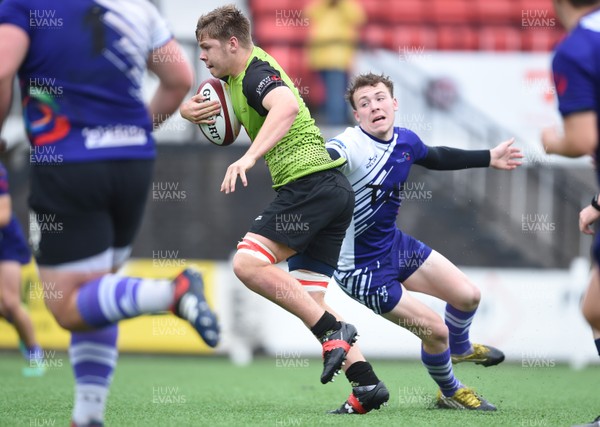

{"left": 197, "top": 78, "right": 240, "bottom": 146}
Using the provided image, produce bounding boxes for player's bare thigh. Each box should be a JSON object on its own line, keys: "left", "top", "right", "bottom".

{"left": 402, "top": 250, "right": 480, "bottom": 311}
{"left": 233, "top": 232, "right": 296, "bottom": 275}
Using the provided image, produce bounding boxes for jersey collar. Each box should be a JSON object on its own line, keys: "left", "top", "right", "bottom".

{"left": 359, "top": 126, "right": 397, "bottom": 144}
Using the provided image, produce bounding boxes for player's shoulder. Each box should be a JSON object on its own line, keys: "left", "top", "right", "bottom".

{"left": 327, "top": 126, "right": 364, "bottom": 151}
{"left": 555, "top": 11, "right": 600, "bottom": 61}
{"left": 395, "top": 126, "right": 424, "bottom": 145}
{"left": 243, "top": 50, "right": 285, "bottom": 89}
{"left": 246, "top": 47, "right": 280, "bottom": 74}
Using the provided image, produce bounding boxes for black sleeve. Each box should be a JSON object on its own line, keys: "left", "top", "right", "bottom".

{"left": 327, "top": 147, "right": 341, "bottom": 160}
{"left": 241, "top": 57, "right": 289, "bottom": 116}
{"left": 414, "top": 146, "right": 491, "bottom": 170}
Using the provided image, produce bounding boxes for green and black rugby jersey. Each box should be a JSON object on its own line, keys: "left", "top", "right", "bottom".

{"left": 226, "top": 46, "right": 346, "bottom": 188}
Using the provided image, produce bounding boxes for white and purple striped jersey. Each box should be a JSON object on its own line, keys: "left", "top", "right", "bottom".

{"left": 0, "top": 0, "right": 172, "bottom": 163}
{"left": 326, "top": 126, "right": 429, "bottom": 271}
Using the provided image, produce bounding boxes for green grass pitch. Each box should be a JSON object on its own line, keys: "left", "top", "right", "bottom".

{"left": 1, "top": 351, "right": 598, "bottom": 427}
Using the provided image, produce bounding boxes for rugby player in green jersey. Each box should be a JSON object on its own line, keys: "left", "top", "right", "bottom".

{"left": 180, "top": 4, "right": 389, "bottom": 414}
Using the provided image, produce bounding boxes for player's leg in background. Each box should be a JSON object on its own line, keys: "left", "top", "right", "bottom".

{"left": 233, "top": 233, "right": 357, "bottom": 385}
{"left": 382, "top": 286, "right": 496, "bottom": 411}
{"left": 581, "top": 265, "right": 600, "bottom": 358}
{"left": 403, "top": 250, "right": 504, "bottom": 366}
{"left": 382, "top": 287, "right": 460, "bottom": 395}
{"left": 0, "top": 260, "right": 43, "bottom": 367}
{"left": 32, "top": 161, "right": 218, "bottom": 427}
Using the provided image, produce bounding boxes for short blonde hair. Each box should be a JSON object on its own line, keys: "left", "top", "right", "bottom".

{"left": 196, "top": 4, "right": 252, "bottom": 48}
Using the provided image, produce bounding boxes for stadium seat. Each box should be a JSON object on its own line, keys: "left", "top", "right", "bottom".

{"left": 430, "top": 0, "right": 473, "bottom": 24}
{"left": 362, "top": 24, "right": 387, "bottom": 49}
{"left": 253, "top": 16, "right": 308, "bottom": 46}
{"left": 437, "top": 25, "right": 479, "bottom": 51}
{"left": 479, "top": 26, "right": 522, "bottom": 51}
{"left": 250, "top": 0, "right": 296, "bottom": 17}
{"left": 360, "top": 0, "right": 386, "bottom": 22}
{"left": 518, "top": 0, "right": 558, "bottom": 28}
{"left": 474, "top": 0, "right": 520, "bottom": 25}
{"left": 382, "top": 0, "right": 425, "bottom": 24}
{"left": 521, "top": 27, "right": 565, "bottom": 51}
{"left": 390, "top": 26, "right": 437, "bottom": 52}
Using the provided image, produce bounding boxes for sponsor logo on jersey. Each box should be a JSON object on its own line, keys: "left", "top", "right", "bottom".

{"left": 256, "top": 74, "right": 283, "bottom": 96}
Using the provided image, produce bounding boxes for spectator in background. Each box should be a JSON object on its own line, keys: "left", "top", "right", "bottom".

{"left": 0, "top": 161, "right": 44, "bottom": 376}
{"left": 304, "top": 0, "right": 365, "bottom": 126}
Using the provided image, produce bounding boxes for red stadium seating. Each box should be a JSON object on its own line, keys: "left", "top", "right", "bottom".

{"left": 383, "top": 0, "right": 425, "bottom": 24}
{"left": 253, "top": 15, "right": 308, "bottom": 46}
{"left": 475, "top": 0, "right": 521, "bottom": 25}
{"left": 362, "top": 24, "right": 388, "bottom": 49}
{"left": 251, "top": 0, "right": 296, "bottom": 16}
{"left": 479, "top": 26, "right": 522, "bottom": 51}
{"left": 360, "top": 0, "right": 387, "bottom": 22}
{"left": 249, "top": 0, "right": 565, "bottom": 53}
{"left": 522, "top": 27, "right": 565, "bottom": 51}
{"left": 437, "top": 25, "right": 479, "bottom": 51}
{"left": 389, "top": 26, "right": 437, "bottom": 52}
{"left": 430, "top": 0, "right": 473, "bottom": 25}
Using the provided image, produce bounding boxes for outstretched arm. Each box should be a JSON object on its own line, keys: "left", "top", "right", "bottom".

{"left": 415, "top": 138, "right": 521, "bottom": 171}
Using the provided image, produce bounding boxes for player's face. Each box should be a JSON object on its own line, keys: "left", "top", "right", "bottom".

{"left": 352, "top": 82, "right": 398, "bottom": 140}
{"left": 198, "top": 37, "right": 233, "bottom": 78}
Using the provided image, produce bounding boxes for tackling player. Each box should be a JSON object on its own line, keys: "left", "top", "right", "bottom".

{"left": 326, "top": 72, "right": 523, "bottom": 411}
{"left": 180, "top": 5, "right": 389, "bottom": 413}
{"left": 0, "top": 1, "right": 219, "bottom": 425}
{"left": 543, "top": 0, "right": 600, "bottom": 426}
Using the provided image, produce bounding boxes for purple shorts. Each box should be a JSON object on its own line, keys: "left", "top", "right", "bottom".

{"left": 334, "top": 229, "right": 432, "bottom": 314}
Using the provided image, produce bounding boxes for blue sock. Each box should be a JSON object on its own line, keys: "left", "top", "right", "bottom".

{"left": 595, "top": 339, "right": 600, "bottom": 357}
{"left": 445, "top": 304, "right": 476, "bottom": 355}
{"left": 22, "top": 344, "right": 44, "bottom": 363}
{"left": 76, "top": 275, "right": 174, "bottom": 328}
{"left": 70, "top": 325, "right": 118, "bottom": 425}
{"left": 421, "top": 347, "right": 463, "bottom": 397}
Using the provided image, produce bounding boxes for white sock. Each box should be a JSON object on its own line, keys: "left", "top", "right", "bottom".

{"left": 72, "top": 384, "right": 109, "bottom": 425}
{"left": 135, "top": 279, "right": 175, "bottom": 312}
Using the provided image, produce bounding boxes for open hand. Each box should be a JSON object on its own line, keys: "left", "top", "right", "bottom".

{"left": 490, "top": 138, "right": 523, "bottom": 170}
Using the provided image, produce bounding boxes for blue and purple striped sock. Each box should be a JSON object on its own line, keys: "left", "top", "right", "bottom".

{"left": 76, "top": 275, "right": 174, "bottom": 328}
{"left": 421, "top": 347, "right": 463, "bottom": 397}
{"left": 445, "top": 304, "right": 476, "bottom": 356}
{"left": 70, "top": 324, "right": 118, "bottom": 425}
